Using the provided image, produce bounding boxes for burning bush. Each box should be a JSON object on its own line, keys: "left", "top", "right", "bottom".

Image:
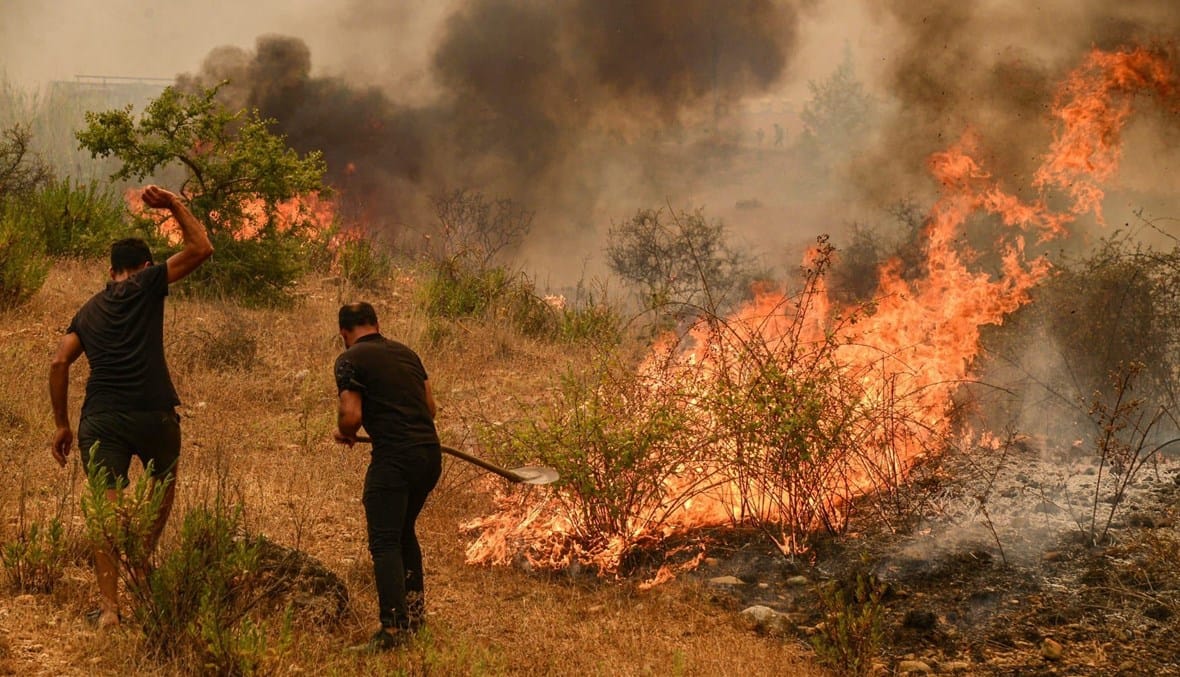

{"left": 464, "top": 47, "right": 1180, "bottom": 581}
{"left": 468, "top": 240, "right": 947, "bottom": 574}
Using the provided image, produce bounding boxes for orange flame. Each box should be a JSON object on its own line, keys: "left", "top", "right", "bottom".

{"left": 466, "top": 47, "right": 1175, "bottom": 577}
{"left": 124, "top": 189, "right": 337, "bottom": 243}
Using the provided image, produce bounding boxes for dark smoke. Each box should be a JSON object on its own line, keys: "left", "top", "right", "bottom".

{"left": 858, "top": 0, "right": 1180, "bottom": 208}
{"left": 179, "top": 0, "right": 803, "bottom": 248}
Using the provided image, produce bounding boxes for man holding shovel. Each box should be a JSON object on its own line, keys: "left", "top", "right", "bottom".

{"left": 49, "top": 185, "right": 213, "bottom": 628}
{"left": 333, "top": 301, "right": 442, "bottom": 651}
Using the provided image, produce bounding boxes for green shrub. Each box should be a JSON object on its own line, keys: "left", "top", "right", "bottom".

{"left": 137, "top": 504, "right": 277, "bottom": 673}
{"left": 554, "top": 299, "right": 621, "bottom": 345}
{"left": 82, "top": 458, "right": 285, "bottom": 675}
{"left": 0, "top": 201, "right": 49, "bottom": 309}
{"left": 1, "top": 518, "right": 70, "bottom": 593}
{"left": 77, "top": 83, "right": 328, "bottom": 306}
{"left": 173, "top": 230, "right": 309, "bottom": 308}
{"left": 335, "top": 234, "right": 392, "bottom": 290}
{"left": 811, "top": 573, "right": 887, "bottom": 677}
{"left": 29, "top": 178, "right": 127, "bottom": 258}
{"left": 81, "top": 454, "right": 167, "bottom": 587}
{"left": 420, "top": 257, "right": 512, "bottom": 319}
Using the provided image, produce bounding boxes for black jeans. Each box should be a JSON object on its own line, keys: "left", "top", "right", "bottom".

{"left": 362, "top": 443, "right": 442, "bottom": 629}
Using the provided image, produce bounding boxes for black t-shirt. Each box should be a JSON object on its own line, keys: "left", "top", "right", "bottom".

{"left": 66, "top": 264, "right": 179, "bottom": 417}
{"left": 335, "top": 334, "right": 438, "bottom": 452}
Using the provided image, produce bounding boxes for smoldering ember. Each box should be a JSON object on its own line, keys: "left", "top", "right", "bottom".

{"left": 1, "top": 2, "right": 1180, "bottom": 675}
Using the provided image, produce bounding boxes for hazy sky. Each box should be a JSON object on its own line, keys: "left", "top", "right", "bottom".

{"left": 0, "top": 0, "right": 480, "bottom": 95}
{"left": 0, "top": 0, "right": 880, "bottom": 102}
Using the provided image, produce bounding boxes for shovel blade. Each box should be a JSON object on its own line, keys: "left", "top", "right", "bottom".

{"left": 510, "top": 465, "right": 560, "bottom": 485}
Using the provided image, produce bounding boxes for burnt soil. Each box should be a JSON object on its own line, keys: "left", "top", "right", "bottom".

{"left": 681, "top": 443, "right": 1180, "bottom": 675}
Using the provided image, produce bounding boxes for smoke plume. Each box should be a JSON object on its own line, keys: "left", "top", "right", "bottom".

{"left": 179, "top": 0, "right": 803, "bottom": 259}
{"left": 859, "top": 0, "right": 1180, "bottom": 211}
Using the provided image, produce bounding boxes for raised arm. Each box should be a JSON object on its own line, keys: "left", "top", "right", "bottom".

{"left": 49, "top": 333, "right": 84, "bottom": 467}
{"left": 141, "top": 185, "right": 214, "bottom": 283}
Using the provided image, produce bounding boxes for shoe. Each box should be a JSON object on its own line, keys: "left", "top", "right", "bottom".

{"left": 354, "top": 628, "right": 408, "bottom": 653}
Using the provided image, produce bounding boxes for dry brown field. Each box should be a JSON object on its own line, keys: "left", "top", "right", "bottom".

{"left": 0, "top": 259, "right": 822, "bottom": 676}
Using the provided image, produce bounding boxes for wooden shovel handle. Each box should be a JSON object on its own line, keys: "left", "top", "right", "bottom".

{"left": 353, "top": 435, "right": 524, "bottom": 483}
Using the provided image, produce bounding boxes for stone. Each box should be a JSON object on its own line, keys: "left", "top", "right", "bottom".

{"left": 897, "top": 659, "right": 932, "bottom": 674}
{"left": 1041, "top": 638, "right": 1063, "bottom": 661}
{"left": 785, "top": 575, "right": 809, "bottom": 586}
{"left": 902, "top": 610, "right": 937, "bottom": 631}
{"left": 253, "top": 538, "right": 349, "bottom": 626}
{"left": 740, "top": 605, "right": 789, "bottom": 634}
{"left": 940, "top": 661, "right": 971, "bottom": 673}
{"left": 709, "top": 576, "right": 744, "bottom": 586}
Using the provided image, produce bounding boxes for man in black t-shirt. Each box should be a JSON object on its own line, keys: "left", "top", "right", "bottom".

{"left": 333, "top": 301, "right": 442, "bottom": 651}
{"left": 49, "top": 185, "right": 213, "bottom": 629}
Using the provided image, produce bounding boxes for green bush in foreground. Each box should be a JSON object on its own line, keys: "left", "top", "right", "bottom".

{"left": 82, "top": 459, "right": 285, "bottom": 675}
{"left": 811, "top": 573, "right": 886, "bottom": 677}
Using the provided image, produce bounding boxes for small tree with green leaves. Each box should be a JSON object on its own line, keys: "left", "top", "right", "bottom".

{"left": 77, "top": 84, "right": 329, "bottom": 305}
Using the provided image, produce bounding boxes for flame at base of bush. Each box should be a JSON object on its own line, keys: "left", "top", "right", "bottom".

{"left": 465, "top": 47, "right": 1177, "bottom": 580}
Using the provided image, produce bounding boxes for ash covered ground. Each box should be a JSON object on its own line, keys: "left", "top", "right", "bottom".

{"left": 690, "top": 438, "right": 1180, "bottom": 675}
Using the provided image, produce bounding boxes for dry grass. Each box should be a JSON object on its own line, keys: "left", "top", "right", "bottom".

{"left": 0, "top": 260, "right": 822, "bottom": 676}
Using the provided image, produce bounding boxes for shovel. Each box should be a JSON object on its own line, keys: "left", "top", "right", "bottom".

{"left": 353, "top": 436, "right": 559, "bottom": 485}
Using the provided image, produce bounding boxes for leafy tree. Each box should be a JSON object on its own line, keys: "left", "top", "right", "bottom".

{"left": 76, "top": 84, "right": 329, "bottom": 305}
{"left": 795, "top": 45, "right": 876, "bottom": 175}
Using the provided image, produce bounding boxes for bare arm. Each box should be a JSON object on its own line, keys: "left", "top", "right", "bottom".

{"left": 49, "top": 333, "right": 84, "bottom": 467}
{"left": 142, "top": 185, "right": 214, "bottom": 283}
{"left": 334, "top": 389, "right": 363, "bottom": 445}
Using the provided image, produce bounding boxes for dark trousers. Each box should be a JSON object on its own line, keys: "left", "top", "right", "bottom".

{"left": 362, "top": 443, "right": 442, "bottom": 629}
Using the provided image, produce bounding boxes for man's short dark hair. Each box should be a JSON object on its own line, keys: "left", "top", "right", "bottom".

{"left": 339, "top": 302, "right": 379, "bottom": 330}
{"left": 110, "top": 238, "right": 153, "bottom": 273}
